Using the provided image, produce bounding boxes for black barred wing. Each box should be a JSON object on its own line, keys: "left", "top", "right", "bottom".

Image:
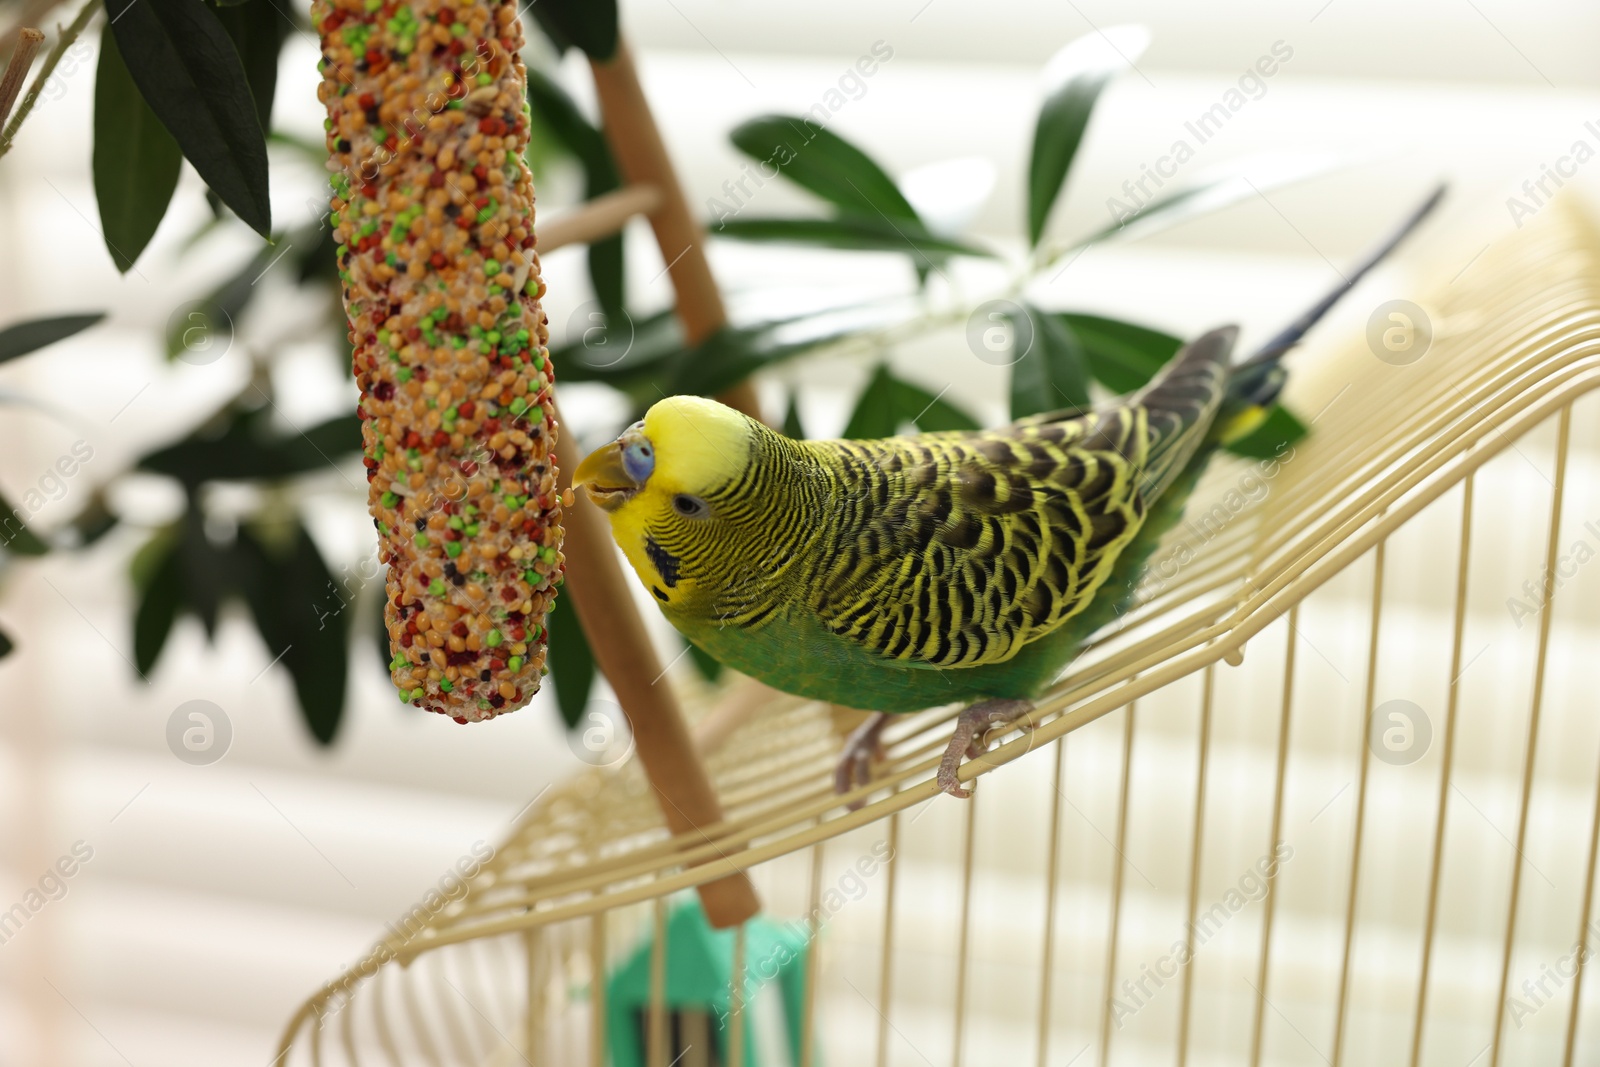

{"left": 805, "top": 407, "right": 1151, "bottom": 669}
{"left": 803, "top": 327, "right": 1237, "bottom": 669}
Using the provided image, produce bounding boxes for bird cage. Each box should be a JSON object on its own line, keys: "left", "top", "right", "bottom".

{"left": 277, "top": 198, "right": 1600, "bottom": 1067}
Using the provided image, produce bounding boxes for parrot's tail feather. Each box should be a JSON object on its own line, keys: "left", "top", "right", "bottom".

{"left": 1128, "top": 325, "right": 1240, "bottom": 500}
{"left": 1227, "top": 182, "right": 1447, "bottom": 414}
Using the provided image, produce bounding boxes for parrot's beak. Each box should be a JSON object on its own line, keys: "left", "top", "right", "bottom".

{"left": 573, "top": 427, "right": 651, "bottom": 511}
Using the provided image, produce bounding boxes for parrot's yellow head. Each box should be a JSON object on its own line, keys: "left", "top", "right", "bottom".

{"left": 573, "top": 395, "right": 791, "bottom": 615}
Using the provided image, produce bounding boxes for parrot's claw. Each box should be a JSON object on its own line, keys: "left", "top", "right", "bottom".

{"left": 937, "top": 698, "right": 1036, "bottom": 799}
{"left": 834, "top": 712, "right": 892, "bottom": 809}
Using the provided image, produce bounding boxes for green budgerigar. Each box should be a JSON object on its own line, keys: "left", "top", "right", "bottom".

{"left": 574, "top": 189, "right": 1443, "bottom": 799}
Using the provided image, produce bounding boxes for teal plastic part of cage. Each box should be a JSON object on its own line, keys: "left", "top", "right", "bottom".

{"left": 605, "top": 898, "right": 812, "bottom": 1066}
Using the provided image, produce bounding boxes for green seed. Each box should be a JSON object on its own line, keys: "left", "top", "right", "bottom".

{"left": 414, "top": 532, "right": 429, "bottom": 548}
{"left": 429, "top": 579, "right": 446, "bottom": 596}
{"left": 445, "top": 541, "right": 462, "bottom": 558}
{"left": 507, "top": 655, "right": 523, "bottom": 672}
{"left": 486, "top": 629, "right": 503, "bottom": 648}
{"left": 381, "top": 491, "right": 398, "bottom": 508}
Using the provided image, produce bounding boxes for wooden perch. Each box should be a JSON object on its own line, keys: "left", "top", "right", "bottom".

{"left": 537, "top": 183, "right": 661, "bottom": 255}
{"left": 540, "top": 32, "right": 767, "bottom": 929}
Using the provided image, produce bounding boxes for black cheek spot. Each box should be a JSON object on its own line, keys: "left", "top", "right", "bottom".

{"left": 651, "top": 586, "right": 669, "bottom": 602}
{"left": 644, "top": 536, "right": 681, "bottom": 588}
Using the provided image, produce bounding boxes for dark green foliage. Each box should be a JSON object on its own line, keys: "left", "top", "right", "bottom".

{"left": 1009, "top": 305, "right": 1090, "bottom": 418}
{"left": 1027, "top": 52, "right": 1127, "bottom": 246}
{"left": 0, "top": 313, "right": 104, "bottom": 365}
{"left": 526, "top": 0, "right": 618, "bottom": 60}
{"left": 844, "top": 363, "right": 981, "bottom": 438}
{"left": 94, "top": 34, "right": 182, "bottom": 273}
{"left": 236, "top": 523, "right": 348, "bottom": 744}
{"left": 545, "top": 587, "right": 594, "bottom": 729}
{"left": 731, "top": 116, "right": 918, "bottom": 220}
{"left": 106, "top": 0, "right": 272, "bottom": 235}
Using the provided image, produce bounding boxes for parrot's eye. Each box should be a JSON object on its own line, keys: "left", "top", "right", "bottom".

{"left": 672, "top": 494, "right": 710, "bottom": 520}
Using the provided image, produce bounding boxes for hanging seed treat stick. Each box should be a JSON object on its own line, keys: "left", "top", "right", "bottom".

{"left": 316, "top": 0, "right": 566, "bottom": 722}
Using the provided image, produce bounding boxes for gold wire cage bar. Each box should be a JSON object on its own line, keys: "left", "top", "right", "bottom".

{"left": 279, "top": 200, "right": 1600, "bottom": 1065}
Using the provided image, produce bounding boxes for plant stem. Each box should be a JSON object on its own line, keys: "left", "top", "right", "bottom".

{"left": 0, "top": 28, "right": 45, "bottom": 128}
{"left": 0, "top": 0, "right": 97, "bottom": 159}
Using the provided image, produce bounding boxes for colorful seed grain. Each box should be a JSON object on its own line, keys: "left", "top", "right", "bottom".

{"left": 314, "top": 0, "right": 564, "bottom": 722}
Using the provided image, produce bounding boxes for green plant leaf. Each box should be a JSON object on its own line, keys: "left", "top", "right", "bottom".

{"left": 668, "top": 321, "right": 863, "bottom": 400}
{"left": 545, "top": 589, "right": 593, "bottom": 730}
{"left": 844, "top": 363, "right": 982, "bottom": 438}
{"left": 236, "top": 522, "right": 348, "bottom": 744}
{"left": 94, "top": 33, "right": 182, "bottom": 273}
{"left": 0, "top": 489, "right": 48, "bottom": 556}
{"left": 1027, "top": 26, "right": 1149, "bottom": 247}
{"left": 1010, "top": 304, "right": 1090, "bottom": 418}
{"left": 1056, "top": 312, "right": 1182, "bottom": 394}
{"left": 712, "top": 216, "right": 992, "bottom": 261}
{"left": 730, "top": 115, "right": 919, "bottom": 221}
{"left": 782, "top": 392, "right": 806, "bottom": 439}
{"left": 177, "top": 505, "right": 229, "bottom": 639}
{"left": 212, "top": 0, "right": 290, "bottom": 133}
{"left": 107, "top": 0, "right": 272, "bottom": 237}
{"left": 294, "top": 217, "right": 340, "bottom": 285}
{"left": 1223, "top": 403, "right": 1307, "bottom": 459}
{"left": 0, "top": 313, "right": 105, "bottom": 365}
{"left": 1075, "top": 154, "right": 1336, "bottom": 249}
{"left": 526, "top": 0, "right": 617, "bottom": 59}
{"left": 372, "top": 590, "right": 394, "bottom": 681}
{"left": 588, "top": 230, "right": 625, "bottom": 319}
{"left": 842, "top": 363, "right": 898, "bottom": 439}
{"left": 133, "top": 534, "right": 183, "bottom": 676}
{"left": 900, "top": 377, "right": 982, "bottom": 432}
{"left": 548, "top": 307, "right": 683, "bottom": 391}
{"left": 140, "top": 406, "right": 362, "bottom": 487}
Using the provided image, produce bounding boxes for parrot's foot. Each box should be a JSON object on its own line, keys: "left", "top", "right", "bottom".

{"left": 834, "top": 712, "right": 891, "bottom": 809}
{"left": 937, "top": 698, "right": 1035, "bottom": 799}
